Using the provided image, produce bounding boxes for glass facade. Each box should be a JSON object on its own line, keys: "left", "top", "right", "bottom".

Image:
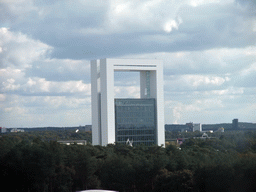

{"left": 115, "top": 98, "right": 156, "bottom": 146}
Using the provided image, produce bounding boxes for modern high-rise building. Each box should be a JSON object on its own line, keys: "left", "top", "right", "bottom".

{"left": 232, "top": 118, "right": 238, "bottom": 130}
{"left": 91, "top": 58, "right": 164, "bottom": 146}
{"left": 115, "top": 98, "right": 156, "bottom": 146}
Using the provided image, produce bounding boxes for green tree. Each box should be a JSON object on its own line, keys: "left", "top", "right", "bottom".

{"left": 193, "top": 165, "right": 235, "bottom": 192}
{"left": 154, "top": 169, "right": 193, "bottom": 192}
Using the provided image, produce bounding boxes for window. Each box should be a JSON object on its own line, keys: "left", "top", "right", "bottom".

{"left": 115, "top": 98, "right": 156, "bottom": 146}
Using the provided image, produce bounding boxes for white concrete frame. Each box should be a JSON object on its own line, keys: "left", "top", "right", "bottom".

{"left": 91, "top": 58, "right": 165, "bottom": 146}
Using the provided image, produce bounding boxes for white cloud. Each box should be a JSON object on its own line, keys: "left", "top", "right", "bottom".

{"left": 0, "top": 94, "right": 6, "bottom": 102}
{"left": 165, "top": 97, "right": 226, "bottom": 124}
{"left": 115, "top": 86, "right": 140, "bottom": 98}
{"left": 164, "top": 74, "right": 230, "bottom": 92}
{"left": 0, "top": 67, "right": 25, "bottom": 92}
{"left": 241, "top": 63, "right": 256, "bottom": 76}
{"left": 208, "top": 87, "right": 244, "bottom": 96}
{"left": 0, "top": 28, "right": 90, "bottom": 96}
{"left": 0, "top": 28, "right": 52, "bottom": 68}
{"left": 4, "top": 106, "right": 27, "bottom": 114}
{"left": 188, "top": 0, "right": 232, "bottom": 7}
{"left": 22, "top": 77, "right": 91, "bottom": 95}
{"left": 164, "top": 17, "right": 183, "bottom": 33}
{"left": 190, "top": 75, "right": 227, "bottom": 87}
{"left": 0, "top": 27, "right": 93, "bottom": 127}
{"left": 43, "top": 96, "right": 90, "bottom": 109}
{"left": 107, "top": 0, "right": 184, "bottom": 33}
{"left": 0, "top": 67, "right": 23, "bottom": 77}
{"left": 2, "top": 78, "right": 20, "bottom": 91}
{"left": 1, "top": 93, "right": 91, "bottom": 127}
{"left": 124, "top": 47, "right": 256, "bottom": 76}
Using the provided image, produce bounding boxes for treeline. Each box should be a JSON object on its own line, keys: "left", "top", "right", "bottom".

{"left": 0, "top": 129, "right": 92, "bottom": 143}
{"left": 1, "top": 131, "right": 256, "bottom": 191}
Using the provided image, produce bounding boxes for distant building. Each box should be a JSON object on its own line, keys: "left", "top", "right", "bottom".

{"left": 84, "top": 125, "right": 92, "bottom": 132}
{"left": 10, "top": 128, "right": 24, "bottom": 133}
{"left": 202, "top": 120, "right": 256, "bottom": 131}
{"left": 186, "top": 123, "right": 194, "bottom": 131}
{"left": 232, "top": 119, "right": 239, "bottom": 130}
{"left": 202, "top": 123, "right": 232, "bottom": 131}
{"left": 0, "top": 127, "right": 7, "bottom": 133}
{"left": 166, "top": 122, "right": 201, "bottom": 132}
{"left": 57, "top": 140, "right": 87, "bottom": 145}
{"left": 193, "top": 123, "right": 202, "bottom": 132}
{"left": 165, "top": 124, "right": 191, "bottom": 132}
{"left": 217, "top": 127, "right": 225, "bottom": 132}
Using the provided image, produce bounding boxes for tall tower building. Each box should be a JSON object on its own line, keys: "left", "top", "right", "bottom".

{"left": 232, "top": 118, "right": 238, "bottom": 130}
{"left": 91, "top": 59, "right": 164, "bottom": 146}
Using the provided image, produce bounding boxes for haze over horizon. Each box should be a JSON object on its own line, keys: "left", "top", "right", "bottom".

{"left": 0, "top": 0, "right": 256, "bottom": 128}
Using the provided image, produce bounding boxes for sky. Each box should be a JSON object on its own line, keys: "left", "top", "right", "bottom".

{"left": 0, "top": 0, "right": 256, "bottom": 128}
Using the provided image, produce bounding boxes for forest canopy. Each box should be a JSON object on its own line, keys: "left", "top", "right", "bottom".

{"left": 1, "top": 130, "right": 256, "bottom": 192}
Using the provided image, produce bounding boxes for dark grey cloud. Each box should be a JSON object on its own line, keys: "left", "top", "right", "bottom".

{"left": 2, "top": 0, "right": 254, "bottom": 61}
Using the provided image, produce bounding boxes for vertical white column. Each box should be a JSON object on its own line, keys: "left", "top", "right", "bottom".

{"left": 140, "top": 63, "right": 165, "bottom": 147}
{"left": 100, "top": 59, "right": 115, "bottom": 145}
{"left": 155, "top": 63, "right": 165, "bottom": 147}
{"left": 91, "top": 60, "right": 100, "bottom": 145}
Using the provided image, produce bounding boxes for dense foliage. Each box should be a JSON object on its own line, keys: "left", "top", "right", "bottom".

{"left": 1, "top": 130, "right": 256, "bottom": 191}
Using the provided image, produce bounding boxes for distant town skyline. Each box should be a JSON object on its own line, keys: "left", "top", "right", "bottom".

{"left": 1, "top": 0, "right": 256, "bottom": 128}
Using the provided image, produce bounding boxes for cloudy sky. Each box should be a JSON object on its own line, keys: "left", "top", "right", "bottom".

{"left": 0, "top": 0, "right": 256, "bottom": 128}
